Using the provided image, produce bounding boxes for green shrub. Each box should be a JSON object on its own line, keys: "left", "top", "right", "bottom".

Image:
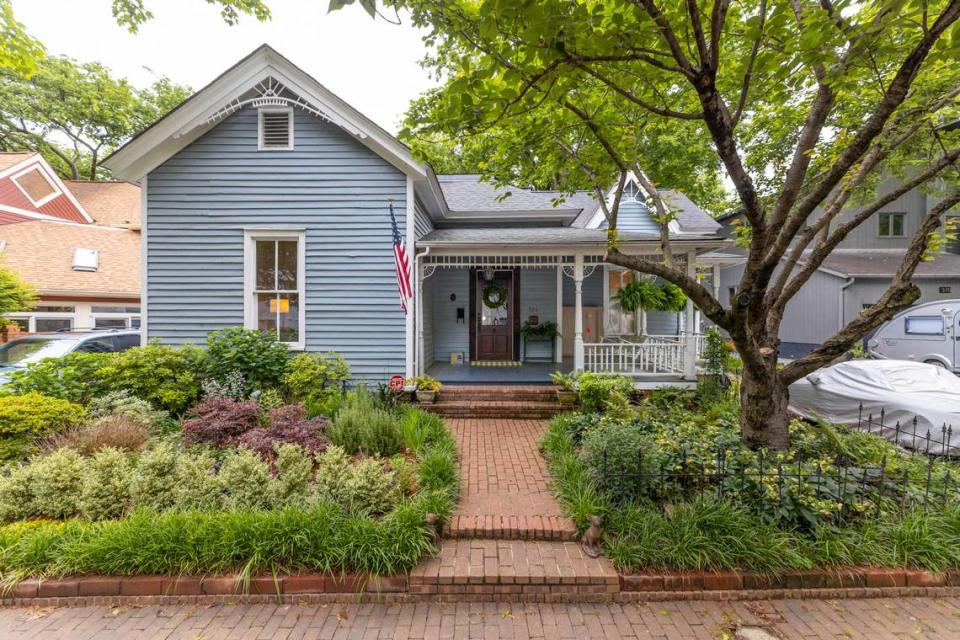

{"left": 0, "top": 464, "right": 32, "bottom": 522}
{"left": 270, "top": 444, "right": 314, "bottom": 507}
{"left": 129, "top": 442, "right": 179, "bottom": 512}
{"left": 313, "top": 445, "right": 353, "bottom": 505}
{"left": 96, "top": 344, "right": 205, "bottom": 415}
{"left": 577, "top": 372, "right": 633, "bottom": 414}
{"left": 0, "top": 392, "right": 85, "bottom": 460}
{"left": 345, "top": 458, "right": 397, "bottom": 516}
{"left": 205, "top": 327, "right": 289, "bottom": 391}
{"left": 580, "top": 418, "right": 666, "bottom": 504}
{"left": 6, "top": 352, "right": 114, "bottom": 404}
{"left": 87, "top": 390, "right": 170, "bottom": 431}
{"left": 329, "top": 388, "right": 402, "bottom": 456}
{"left": 80, "top": 447, "right": 132, "bottom": 520}
{"left": 218, "top": 448, "right": 272, "bottom": 511}
{"left": 171, "top": 449, "right": 222, "bottom": 511}
{"left": 27, "top": 448, "right": 86, "bottom": 519}
{"left": 283, "top": 352, "right": 349, "bottom": 405}
{"left": 256, "top": 387, "right": 285, "bottom": 413}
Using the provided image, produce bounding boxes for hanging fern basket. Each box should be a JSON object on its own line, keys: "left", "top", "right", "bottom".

{"left": 481, "top": 282, "right": 509, "bottom": 309}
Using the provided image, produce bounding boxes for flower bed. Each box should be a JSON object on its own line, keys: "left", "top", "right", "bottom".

{"left": 540, "top": 384, "right": 960, "bottom": 574}
{"left": 0, "top": 328, "right": 458, "bottom": 587}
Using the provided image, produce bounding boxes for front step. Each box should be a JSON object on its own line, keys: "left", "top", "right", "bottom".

{"left": 444, "top": 514, "right": 579, "bottom": 542}
{"left": 422, "top": 385, "right": 570, "bottom": 419}
{"left": 424, "top": 400, "right": 567, "bottom": 419}
{"left": 409, "top": 539, "right": 620, "bottom": 597}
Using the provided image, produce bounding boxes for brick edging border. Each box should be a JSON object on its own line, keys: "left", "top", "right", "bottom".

{"left": 4, "top": 566, "right": 959, "bottom": 607}
{"left": 4, "top": 586, "right": 960, "bottom": 608}
{"left": 620, "top": 567, "right": 960, "bottom": 592}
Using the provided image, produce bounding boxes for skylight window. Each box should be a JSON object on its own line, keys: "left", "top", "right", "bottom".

{"left": 12, "top": 166, "right": 60, "bottom": 207}
{"left": 258, "top": 107, "right": 294, "bottom": 150}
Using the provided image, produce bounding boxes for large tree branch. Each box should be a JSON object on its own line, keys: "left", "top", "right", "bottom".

{"left": 779, "top": 191, "right": 960, "bottom": 383}
{"left": 764, "top": 0, "right": 960, "bottom": 270}
{"left": 606, "top": 246, "right": 730, "bottom": 329}
{"left": 732, "top": 0, "right": 766, "bottom": 127}
{"left": 631, "top": 164, "right": 676, "bottom": 267}
{"left": 632, "top": 0, "right": 698, "bottom": 77}
{"left": 769, "top": 145, "right": 960, "bottom": 332}
{"left": 566, "top": 58, "right": 703, "bottom": 120}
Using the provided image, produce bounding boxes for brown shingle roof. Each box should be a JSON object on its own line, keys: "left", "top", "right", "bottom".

{"left": 0, "top": 220, "right": 139, "bottom": 296}
{"left": 0, "top": 152, "right": 34, "bottom": 173}
{"left": 63, "top": 180, "right": 140, "bottom": 229}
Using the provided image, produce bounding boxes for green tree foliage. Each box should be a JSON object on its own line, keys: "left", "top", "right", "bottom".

{"left": 0, "top": 259, "right": 35, "bottom": 321}
{"left": 111, "top": 0, "right": 271, "bottom": 32}
{"left": 0, "top": 0, "right": 42, "bottom": 76}
{"left": 0, "top": 54, "right": 190, "bottom": 180}
{"left": 333, "top": 0, "right": 960, "bottom": 450}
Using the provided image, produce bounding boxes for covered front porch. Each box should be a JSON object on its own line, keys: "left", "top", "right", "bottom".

{"left": 413, "top": 241, "right": 719, "bottom": 387}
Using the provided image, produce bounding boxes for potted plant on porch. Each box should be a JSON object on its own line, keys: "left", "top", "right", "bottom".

{"left": 409, "top": 374, "right": 442, "bottom": 404}
{"left": 550, "top": 371, "right": 579, "bottom": 405}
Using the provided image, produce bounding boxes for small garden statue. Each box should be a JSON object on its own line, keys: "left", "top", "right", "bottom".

{"left": 580, "top": 514, "right": 604, "bottom": 558}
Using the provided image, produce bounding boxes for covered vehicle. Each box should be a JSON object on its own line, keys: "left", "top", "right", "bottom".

{"left": 788, "top": 359, "right": 960, "bottom": 454}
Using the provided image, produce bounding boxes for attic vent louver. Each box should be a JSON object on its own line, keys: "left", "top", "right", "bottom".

{"left": 258, "top": 108, "right": 293, "bottom": 150}
{"left": 72, "top": 248, "right": 98, "bottom": 272}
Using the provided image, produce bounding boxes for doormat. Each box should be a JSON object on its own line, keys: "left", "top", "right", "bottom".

{"left": 470, "top": 360, "right": 522, "bottom": 368}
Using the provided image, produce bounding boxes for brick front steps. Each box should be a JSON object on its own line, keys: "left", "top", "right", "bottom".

{"left": 444, "top": 514, "right": 578, "bottom": 542}
{"left": 421, "top": 385, "right": 570, "bottom": 420}
{"left": 408, "top": 539, "right": 619, "bottom": 597}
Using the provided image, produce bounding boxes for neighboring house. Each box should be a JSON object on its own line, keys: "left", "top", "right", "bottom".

{"left": 103, "top": 45, "right": 726, "bottom": 385}
{"left": 715, "top": 183, "right": 960, "bottom": 358}
{"left": 0, "top": 152, "right": 141, "bottom": 334}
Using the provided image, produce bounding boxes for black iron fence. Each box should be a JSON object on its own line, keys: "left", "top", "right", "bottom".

{"left": 855, "top": 404, "right": 956, "bottom": 458}
{"left": 597, "top": 434, "right": 959, "bottom": 527}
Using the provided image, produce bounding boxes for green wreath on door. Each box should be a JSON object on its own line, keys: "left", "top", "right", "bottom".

{"left": 481, "top": 282, "right": 509, "bottom": 309}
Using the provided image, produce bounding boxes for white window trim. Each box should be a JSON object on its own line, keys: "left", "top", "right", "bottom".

{"left": 10, "top": 164, "right": 62, "bottom": 208}
{"left": 877, "top": 212, "right": 906, "bottom": 238}
{"left": 7, "top": 312, "right": 77, "bottom": 333}
{"left": 243, "top": 228, "right": 306, "bottom": 350}
{"left": 91, "top": 313, "right": 140, "bottom": 330}
{"left": 257, "top": 106, "right": 295, "bottom": 151}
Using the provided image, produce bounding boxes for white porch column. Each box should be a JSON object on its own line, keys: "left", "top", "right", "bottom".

{"left": 683, "top": 251, "right": 697, "bottom": 380}
{"left": 555, "top": 265, "right": 563, "bottom": 363}
{"left": 416, "top": 260, "right": 425, "bottom": 375}
{"left": 574, "top": 254, "right": 585, "bottom": 372}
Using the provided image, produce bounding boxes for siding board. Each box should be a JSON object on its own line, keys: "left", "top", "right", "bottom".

{"left": 146, "top": 105, "right": 408, "bottom": 380}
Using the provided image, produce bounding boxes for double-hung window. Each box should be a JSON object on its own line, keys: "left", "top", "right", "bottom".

{"left": 878, "top": 212, "right": 906, "bottom": 238}
{"left": 244, "top": 229, "right": 305, "bottom": 349}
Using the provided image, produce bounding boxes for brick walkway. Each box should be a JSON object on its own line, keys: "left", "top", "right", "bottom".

{"left": 2, "top": 597, "right": 957, "bottom": 638}
{"left": 445, "top": 418, "right": 577, "bottom": 541}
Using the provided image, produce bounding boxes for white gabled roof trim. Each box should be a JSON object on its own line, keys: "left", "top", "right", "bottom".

{"left": 104, "top": 45, "right": 428, "bottom": 186}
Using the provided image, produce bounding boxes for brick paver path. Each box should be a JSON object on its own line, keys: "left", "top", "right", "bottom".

{"left": 446, "top": 418, "right": 576, "bottom": 541}
{"left": 2, "top": 597, "right": 958, "bottom": 638}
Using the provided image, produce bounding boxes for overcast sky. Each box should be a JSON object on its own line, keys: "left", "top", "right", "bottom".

{"left": 11, "top": 0, "right": 436, "bottom": 134}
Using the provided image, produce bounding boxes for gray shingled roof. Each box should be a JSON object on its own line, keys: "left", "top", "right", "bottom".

{"left": 811, "top": 249, "right": 960, "bottom": 278}
{"left": 661, "top": 190, "right": 721, "bottom": 231}
{"left": 437, "top": 174, "right": 598, "bottom": 214}
{"left": 419, "top": 227, "right": 659, "bottom": 245}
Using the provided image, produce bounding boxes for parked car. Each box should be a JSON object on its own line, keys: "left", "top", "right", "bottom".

{"left": 867, "top": 299, "right": 960, "bottom": 371}
{"left": 0, "top": 330, "right": 141, "bottom": 385}
{"left": 789, "top": 359, "right": 960, "bottom": 454}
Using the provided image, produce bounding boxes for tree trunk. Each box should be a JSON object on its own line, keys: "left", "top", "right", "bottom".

{"left": 739, "top": 359, "right": 791, "bottom": 450}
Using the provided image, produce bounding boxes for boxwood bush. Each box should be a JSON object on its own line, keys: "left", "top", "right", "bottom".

{"left": 0, "top": 392, "right": 86, "bottom": 460}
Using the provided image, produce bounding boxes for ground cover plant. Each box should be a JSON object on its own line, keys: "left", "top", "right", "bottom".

{"left": 541, "top": 382, "right": 960, "bottom": 573}
{"left": 0, "top": 328, "right": 459, "bottom": 584}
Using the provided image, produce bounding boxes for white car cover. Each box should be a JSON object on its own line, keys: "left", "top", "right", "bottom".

{"left": 788, "top": 359, "right": 960, "bottom": 454}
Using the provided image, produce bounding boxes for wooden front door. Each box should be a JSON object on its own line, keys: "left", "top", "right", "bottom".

{"left": 472, "top": 269, "right": 515, "bottom": 361}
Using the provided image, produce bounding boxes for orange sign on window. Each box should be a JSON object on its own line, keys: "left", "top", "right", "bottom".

{"left": 269, "top": 297, "right": 291, "bottom": 313}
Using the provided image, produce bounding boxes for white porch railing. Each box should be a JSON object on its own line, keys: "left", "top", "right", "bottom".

{"left": 583, "top": 334, "right": 704, "bottom": 377}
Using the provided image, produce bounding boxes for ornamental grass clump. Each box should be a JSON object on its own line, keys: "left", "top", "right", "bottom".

{"left": 47, "top": 414, "right": 150, "bottom": 456}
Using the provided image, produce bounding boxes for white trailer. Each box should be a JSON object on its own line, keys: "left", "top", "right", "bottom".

{"left": 867, "top": 299, "right": 960, "bottom": 371}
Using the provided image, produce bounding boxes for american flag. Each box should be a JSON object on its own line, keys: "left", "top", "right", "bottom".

{"left": 389, "top": 202, "right": 412, "bottom": 314}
